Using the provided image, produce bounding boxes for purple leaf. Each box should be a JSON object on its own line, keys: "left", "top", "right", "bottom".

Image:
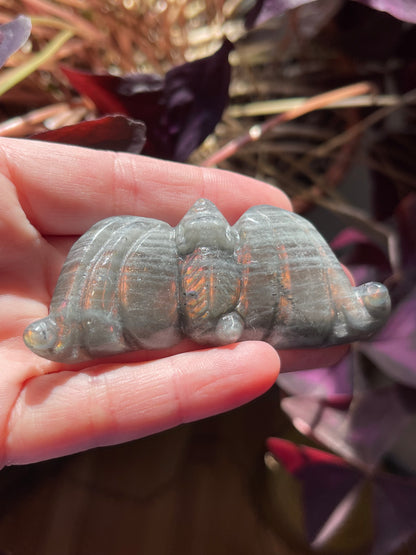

{"left": 246, "top": 0, "right": 343, "bottom": 37}
{"left": 267, "top": 437, "right": 350, "bottom": 471}
{"left": 281, "top": 385, "right": 416, "bottom": 467}
{"left": 396, "top": 194, "right": 416, "bottom": 271}
{"left": 301, "top": 467, "right": 366, "bottom": 546}
{"left": 277, "top": 352, "right": 354, "bottom": 398}
{"left": 347, "top": 386, "right": 416, "bottom": 462}
{"left": 359, "top": 287, "right": 416, "bottom": 387}
{"left": 281, "top": 396, "right": 362, "bottom": 464}
{"left": 0, "top": 15, "right": 31, "bottom": 69}
{"left": 372, "top": 475, "right": 416, "bottom": 555}
{"left": 62, "top": 40, "right": 233, "bottom": 161}
{"left": 266, "top": 438, "right": 365, "bottom": 545}
{"left": 267, "top": 438, "right": 416, "bottom": 552}
{"left": 246, "top": 0, "right": 416, "bottom": 27}
{"left": 330, "top": 227, "right": 373, "bottom": 251}
{"left": 246, "top": 0, "right": 313, "bottom": 27}
{"left": 356, "top": 0, "right": 416, "bottom": 23}
{"left": 163, "top": 40, "right": 233, "bottom": 162}
{"left": 61, "top": 67, "right": 168, "bottom": 157}
{"left": 330, "top": 227, "right": 392, "bottom": 285}
{"left": 61, "top": 67, "right": 164, "bottom": 118}
{"left": 31, "top": 115, "right": 146, "bottom": 154}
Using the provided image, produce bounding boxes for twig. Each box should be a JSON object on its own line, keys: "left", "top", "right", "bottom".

{"left": 311, "top": 88, "right": 416, "bottom": 158}
{"left": 201, "top": 82, "right": 374, "bottom": 167}
{"left": 316, "top": 196, "right": 401, "bottom": 275}
{"left": 0, "top": 103, "right": 71, "bottom": 136}
{"left": 227, "top": 94, "right": 407, "bottom": 118}
{"left": 30, "top": 15, "right": 81, "bottom": 33}
{"left": 22, "top": 0, "right": 105, "bottom": 41}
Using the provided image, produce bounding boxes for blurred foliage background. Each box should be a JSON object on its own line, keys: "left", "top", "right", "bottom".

{"left": 0, "top": 1, "right": 416, "bottom": 553}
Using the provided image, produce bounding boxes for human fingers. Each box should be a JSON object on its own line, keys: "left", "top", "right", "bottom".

{"left": 3, "top": 341, "right": 279, "bottom": 466}
{"left": 0, "top": 138, "right": 292, "bottom": 236}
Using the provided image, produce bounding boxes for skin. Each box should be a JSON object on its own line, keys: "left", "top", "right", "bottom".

{"left": 0, "top": 138, "right": 347, "bottom": 469}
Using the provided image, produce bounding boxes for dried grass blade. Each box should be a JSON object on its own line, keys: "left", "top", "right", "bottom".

{"left": 0, "top": 29, "right": 73, "bottom": 97}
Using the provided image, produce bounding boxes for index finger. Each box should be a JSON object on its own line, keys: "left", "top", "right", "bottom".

{"left": 0, "top": 138, "right": 292, "bottom": 235}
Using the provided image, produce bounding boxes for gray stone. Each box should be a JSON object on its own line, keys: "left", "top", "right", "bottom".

{"left": 23, "top": 199, "right": 391, "bottom": 363}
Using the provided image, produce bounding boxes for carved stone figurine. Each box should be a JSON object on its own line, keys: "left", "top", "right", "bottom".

{"left": 23, "top": 199, "right": 391, "bottom": 363}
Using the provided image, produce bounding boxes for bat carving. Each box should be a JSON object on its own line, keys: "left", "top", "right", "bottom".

{"left": 24, "top": 199, "right": 391, "bottom": 363}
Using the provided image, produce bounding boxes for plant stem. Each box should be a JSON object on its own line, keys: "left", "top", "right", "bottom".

{"left": 201, "top": 82, "right": 374, "bottom": 167}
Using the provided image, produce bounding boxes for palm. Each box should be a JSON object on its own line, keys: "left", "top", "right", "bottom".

{"left": 0, "top": 138, "right": 345, "bottom": 469}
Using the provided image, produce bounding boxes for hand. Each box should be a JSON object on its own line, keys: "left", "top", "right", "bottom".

{"left": 0, "top": 138, "right": 346, "bottom": 468}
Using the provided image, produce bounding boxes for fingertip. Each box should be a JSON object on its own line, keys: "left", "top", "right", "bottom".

{"left": 229, "top": 340, "right": 281, "bottom": 384}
